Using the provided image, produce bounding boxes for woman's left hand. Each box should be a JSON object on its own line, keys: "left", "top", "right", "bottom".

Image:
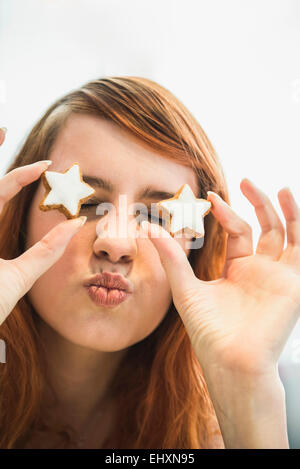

{"left": 141, "top": 178, "right": 300, "bottom": 447}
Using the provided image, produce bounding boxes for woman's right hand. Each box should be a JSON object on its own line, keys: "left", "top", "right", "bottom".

{"left": 0, "top": 127, "right": 87, "bottom": 326}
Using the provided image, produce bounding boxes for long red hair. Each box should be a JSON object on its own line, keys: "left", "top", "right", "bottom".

{"left": 0, "top": 76, "right": 228, "bottom": 448}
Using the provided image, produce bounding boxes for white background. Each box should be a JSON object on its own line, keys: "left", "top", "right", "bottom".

{"left": 1, "top": 0, "right": 300, "bottom": 447}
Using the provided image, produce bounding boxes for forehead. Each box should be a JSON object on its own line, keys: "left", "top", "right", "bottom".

{"left": 48, "top": 114, "right": 199, "bottom": 197}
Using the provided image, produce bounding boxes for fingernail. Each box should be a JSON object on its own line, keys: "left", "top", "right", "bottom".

{"left": 241, "top": 178, "right": 258, "bottom": 190}
{"left": 279, "top": 186, "right": 293, "bottom": 199}
{"left": 207, "top": 191, "right": 227, "bottom": 208}
{"left": 76, "top": 216, "right": 87, "bottom": 227}
{"left": 35, "top": 160, "right": 52, "bottom": 169}
{"left": 207, "top": 190, "right": 222, "bottom": 199}
{"left": 242, "top": 177, "right": 252, "bottom": 184}
{"left": 140, "top": 220, "right": 149, "bottom": 231}
{"left": 0, "top": 127, "right": 7, "bottom": 135}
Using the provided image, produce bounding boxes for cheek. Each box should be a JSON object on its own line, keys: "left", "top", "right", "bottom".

{"left": 134, "top": 239, "right": 173, "bottom": 331}
{"left": 139, "top": 235, "right": 190, "bottom": 328}
{"left": 26, "top": 183, "right": 66, "bottom": 249}
{"left": 25, "top": 193, "right": 90, "bottom": 304}
{"left": 26, "top": 227, "right": 93, "bottom": 342}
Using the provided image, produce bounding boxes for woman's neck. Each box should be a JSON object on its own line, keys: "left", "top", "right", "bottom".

{"left": 36, "top": 317, "right": 127, "bottom": 431}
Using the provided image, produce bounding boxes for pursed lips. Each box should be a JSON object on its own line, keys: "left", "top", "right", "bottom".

{"left": 84, "top": 272, "right": 133, "bottom": 292}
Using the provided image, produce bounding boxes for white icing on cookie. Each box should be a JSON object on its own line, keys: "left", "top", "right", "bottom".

{"left": 42, "top": 164, "right": 95, "bottom": 217}
{"left": 157, "top": 184, "right": 211, "bottom": 238}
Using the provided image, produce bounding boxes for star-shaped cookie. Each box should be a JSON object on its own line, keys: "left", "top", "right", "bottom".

{"left": 39, "top": 163, "right": 96, "bottom": 219}
{"left": 156, "top": 184, "right": 211, "bottom": 238}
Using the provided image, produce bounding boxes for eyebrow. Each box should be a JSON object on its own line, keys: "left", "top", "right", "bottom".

{"left": 83, "top": 175, "right": 176, "bottom": 201}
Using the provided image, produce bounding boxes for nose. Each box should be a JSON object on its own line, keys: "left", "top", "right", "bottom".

{"left": 92, "top": 211, "right": 138, "bottom": 265}
{"left": 93, "top": 236, "right": 137, "bottom": 264}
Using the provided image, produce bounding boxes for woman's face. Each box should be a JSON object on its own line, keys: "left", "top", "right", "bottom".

{"left": 26, "top": 114, "right": 198, "bottom": 351}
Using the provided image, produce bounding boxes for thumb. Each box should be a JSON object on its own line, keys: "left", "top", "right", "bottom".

{"left": 9, "top": 216, "right": 87, "bottom": 295}
{"left": 140, "top": 220, "right": 197, "bottom": 302}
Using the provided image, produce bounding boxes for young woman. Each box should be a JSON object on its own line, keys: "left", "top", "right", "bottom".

{"left": 0, "top": 77, "right": 299, "bottom": 449}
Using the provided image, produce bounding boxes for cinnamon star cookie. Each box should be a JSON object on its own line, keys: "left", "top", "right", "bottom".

{"left": 39, "top": 162, "right": 96, "bottom": 219}
{"left": 156, "top": 184, "right": 211, "bottom": 238}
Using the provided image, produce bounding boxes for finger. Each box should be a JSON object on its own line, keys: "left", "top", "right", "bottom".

{"left": 140, "top": 220, "right": 198, "bottom": 303}
{"left": 8, "top": 217, "right": 87, "bottom": 298}
{"left": 277, "top": 187, "right": 300, "bottom": 247}
{"left": 0, "top": 127, "right": 7, "bottom": 146}
{"left": 277, "top": 188, "right": 300, "bottom": 270}
{"left": 207, "top": 191, "right": 253, "bottom": 266}
{"left": 0, "top": 160, "right": 52, "bottom": 213}
{"left": 240, "top": 179, "right": 285, "bottom": 260}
